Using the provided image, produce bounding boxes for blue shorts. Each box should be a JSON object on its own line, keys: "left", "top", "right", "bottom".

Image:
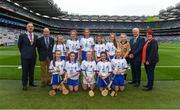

{"left": 60, "top": 56, "right": 66, "bottom": 61}
{"left": 51, "top": 74, "right": 60, "bottom": 85}
{"left": 81, "top": 51, "right": 87, "bottom": 61}
{"left": 112, "top": 74, "right": 125, "bottom": 86}
{"left": 97, "top": 77, "right": 110, "bottom": 88}
{"left": 67, "top": 79, "right": 79, "bottom": 86}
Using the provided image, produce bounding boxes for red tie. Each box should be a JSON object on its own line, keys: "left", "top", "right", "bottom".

{"left": 29, "top": 33, "right": 32, "bottom": 41}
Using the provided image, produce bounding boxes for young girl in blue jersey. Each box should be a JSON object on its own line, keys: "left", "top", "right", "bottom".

{"left": 66, "top": 30, "right": 80, "bottom": 61}
{"left": 94, "top": 34, "right": 106, "bottom": 62}
{"left": 65, "top": 52, "right": 81, "bottom": 92}
{"left": 106, "top": 33, "right": 117, "bottom": 61}
{"left": 53, "top": 35, "right": 66, "bottom": 60}
{"left": 80, "top": 28, "right": 95, "bottom": 61}
{"left": 81, "top": 51, "right": 96, "bottom": 90}
{"left": 97, "top": 52, "right": 112, "bottom": 92}
{"left": 49, "top": 50, "right": 66, "bottom": 92}
{"left": 111, "top": 49, "right": 128, "bottom": 92}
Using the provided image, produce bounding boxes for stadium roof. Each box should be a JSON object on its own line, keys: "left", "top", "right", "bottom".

{"left": 8, "top": 0, "right": 180, "bottom": 22}
{"left": 159, "top": 2, "right": 180, "bottom": 21}
{"left": 10, "top": 0, "right": 67, "bottom": 17}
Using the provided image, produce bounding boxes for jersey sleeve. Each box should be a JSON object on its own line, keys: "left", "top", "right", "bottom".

{"left": 76, "top": 62, "right": 81, "bottom": 72}
{"left": 96, "top": 62, "right": 100, "bottom": 72}
{"left": 77, "top": 40, "right": 80, "bottom": 50}
{"left": 80, "top": 38, "right": 83, "bottom": 48}
{"left": 108, "top": 62, "right": 113, "bottom": 73}
{"left": 93, "top": 61, "right": 97, "bottom": 72}
{"left": 81, "top": 61, "right": 86, "bottom": 71}
{"left": 91, "top": 38, "right": 95, "bottom": 47}
{"left": 105, "top": 43, "right": 109, "bottom": 51}
{"left": 49, "top": 61, "right": 54, "bottom": 70}
{"left": 66, "top": 40, "right": 69, "bottom": 49}
{"left": 52, "top": 44, "right": 56, "bottom": 53}
{"left": 122, "top": 59, "right": 129, "bottom": 70}
{"left": 64, "top": 62, "right": 68, "bottom": 72}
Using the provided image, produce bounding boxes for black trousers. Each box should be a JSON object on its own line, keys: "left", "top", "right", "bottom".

{"left": 21, "top": 57, "right": 36, "bottom": 86}
{"left": 144, "top": 63, "right": 156, "bottom": 88}
{"left": 130, "top": 61, "right": 141, "bottom": 84}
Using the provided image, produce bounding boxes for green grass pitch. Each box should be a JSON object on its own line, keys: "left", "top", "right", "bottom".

{"left": 0, "top": 42, "right": 180, "bottom": 109}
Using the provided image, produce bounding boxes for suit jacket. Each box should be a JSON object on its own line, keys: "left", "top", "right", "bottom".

{"left": 129, "top": 37, "right": 145, "bottom": 63}
{"left": 37, "top": 36, "right": 54, "bottom": 61}
{"left": 18, "top": 33, "right": 38, "bottom": 59}
{"left": 145, "top": 39, "right": 159, "bottom": 64}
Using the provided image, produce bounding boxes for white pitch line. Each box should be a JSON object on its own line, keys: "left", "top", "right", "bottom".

{"left": 0, "top": 65, "right": 180, "bottom": 68}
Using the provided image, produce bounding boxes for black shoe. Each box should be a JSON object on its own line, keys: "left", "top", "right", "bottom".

{"left": 29, "top": 84, "right": 37, "bottom": 87}
{"left": 22, "top": 86, "right": 28, "bottom": 91}
{"left": 134, "top": 83, "right": 140, "bottom": 87}
{"left": 143, "top": 85, "right": 148, "bottom": 88}
{"left": 128, "top": 81, "right": 135, "bottom": 84}
{"left": 47, "top": 83, "right": 52, "bottom": 86}
{"left": 142, "top": 87, "right": 153, "bottom": 91}
{"left": 41, "top": 83, "right": 46, "bottom": 87}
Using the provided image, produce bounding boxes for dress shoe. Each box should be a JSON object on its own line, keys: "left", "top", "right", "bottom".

{"left": 134, "top": 83, "right": 140, "bottom": 87}
{"left": 22, "top": 86, "right": 28, "bottom": 91}
{"left": 142, "top": 87, "right": 153, "bottom": 91}
{"left": 29, "top": 84, "right": 37, "bottom": 87}
{"left": 143, "top": 85, "right": 148, "bottom": 88}
{"left": 41, "top": 82, "right": 47, "bottom": 87}
{"left": 128, "top": 81, "right": 135, "bottom": 84}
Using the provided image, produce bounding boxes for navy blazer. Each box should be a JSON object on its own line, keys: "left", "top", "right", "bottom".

{"left": 129, "top": 37, "right": 145, "bottom": 62}
{"left": 18, "top": 33, "right": 38, "bottom": 59}
{"left": 145, "top": 39, "right": 159, "bottom": 64}
{"left": 37, "top": 36, "right": 54, "bottom": 61}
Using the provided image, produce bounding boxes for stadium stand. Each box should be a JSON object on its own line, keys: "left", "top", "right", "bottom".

{"left": 0, "top": 0, "right": 180, "bottom": 45}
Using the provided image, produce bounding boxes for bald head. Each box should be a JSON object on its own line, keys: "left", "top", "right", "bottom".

{"left": 43, "top": 27, "right": 50, "bottom": 37}
{"left": 132, "top": 28, "right": 140, "bottom": 38}
{"left": 26, "top": 23, "right": 34, "bottom": 33}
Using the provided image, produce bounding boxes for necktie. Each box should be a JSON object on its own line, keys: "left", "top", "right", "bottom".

{"left": 46, "top": 37, "right": 49, "bottom": 48}
{"left": 29, "top": 33, "right": 32, "bottom": 42}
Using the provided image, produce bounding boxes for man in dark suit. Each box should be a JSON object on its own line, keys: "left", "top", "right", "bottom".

{"left": 37, "top": 27, "right": 54, "bottom": 87}
{"left": 129, "top": 28, "right": 145, "bottom": 87}
{"left": 18, "top": 23, "right": 38, "bottom": 91}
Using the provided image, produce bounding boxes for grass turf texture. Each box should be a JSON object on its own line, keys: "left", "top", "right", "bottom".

{"left": 0, "top": 42, "right": 180, "bottom": 109}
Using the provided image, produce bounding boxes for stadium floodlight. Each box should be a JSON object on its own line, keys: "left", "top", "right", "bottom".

{"left": 52, "top": 17, "right": 59, "bottom": 19}
{"left": 29, "top": 10, "right": 33, "bottom": 13}
{"left": 43, "top": 15, "right": 50, "bottom": 18}
{"left": 22, "top": 7, "right": 27, "bottom": 10}
{"left": 35, "top": 13, "right": 41, "bottom": 16}
{"left": 14, "top": 2, "right": 20, "bottom": 6}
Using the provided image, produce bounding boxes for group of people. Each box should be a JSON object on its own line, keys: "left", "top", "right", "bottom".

{"left": 18, "top": 22, "right": 159, "bottom": 96}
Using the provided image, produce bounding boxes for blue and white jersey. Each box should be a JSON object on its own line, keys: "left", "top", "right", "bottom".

{"left": 80, "top": 37, "right": 95, "bottom": 51}
{"left": 81, "top": 60, "right": 97, "bottom": 77}
{"left": 111, "top": 58, "right": 128, "bottom": 74}
{"left": 65, "top": 61, "right": 81, "bottom": 80}
{"left": 66, "top": 39, "right": 80, "bottom": 53}
{"left": 94, "top": 44, "right": 106, "bottom": 57}
{"left": 97, "top": 61, "right": 112, "bottom": 76}
{"left": 52, "top": 44, "right": 66, "bottom": 56}
{"left": 49, "top": 60, "right": 66, "bottom": 75}
{"left": 105, "top": 42, "right": 116, "bottom": 56}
